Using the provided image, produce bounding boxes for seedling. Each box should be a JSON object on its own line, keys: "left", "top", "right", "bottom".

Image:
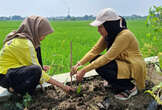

{"left": 77, "top": 83, "right": 82, "bottom": 94}
{"left": 23, "top": 93, "right": 32, "bottom": 109}
{"left": 69, "top": 41, "right": 82, "bottom": 94}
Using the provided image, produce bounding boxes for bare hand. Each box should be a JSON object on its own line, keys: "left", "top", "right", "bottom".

{"left": 70, "top": 63, "right": 80, "bottom": 76}
{"left": 43, "top": 65, "right": 51, "bottom": 72}
{"left": 48, "top": 78, "right": 75, "bottom": 93}
{"left": 63, "top": 85, "right": 76, "bottom": 93}
{"left": 76, "top": 69, "right": 86, "bottom": 82}
{"left": 70, "top": 66, "right": 77, "bottom": 76}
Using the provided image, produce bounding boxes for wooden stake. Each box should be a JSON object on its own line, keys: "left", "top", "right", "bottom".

{"left": 70, "top": 41, "right": 73, "bottom": 86}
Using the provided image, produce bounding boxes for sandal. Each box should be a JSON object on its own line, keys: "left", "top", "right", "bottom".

{"left": 114, "top": 87, "right": 138, "bottom": 100}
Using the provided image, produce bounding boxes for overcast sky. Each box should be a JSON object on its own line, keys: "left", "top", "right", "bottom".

{"left": 0, "top": 0, "right": 161, "bottom": 17}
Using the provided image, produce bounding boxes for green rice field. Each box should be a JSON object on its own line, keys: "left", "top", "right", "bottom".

{"left": 0, "top": 20, "right": 161, "bottom": 74}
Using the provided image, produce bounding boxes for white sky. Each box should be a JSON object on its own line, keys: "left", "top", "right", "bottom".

{"left": 0, "top": 0, "right": 161, "bottom": 17}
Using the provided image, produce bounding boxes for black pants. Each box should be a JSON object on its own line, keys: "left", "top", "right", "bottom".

{"left": 91, "top": 55, "right": 135, "bottom": 93}
{"left": 0, "top": 65, "right": 42, "bottom": 95}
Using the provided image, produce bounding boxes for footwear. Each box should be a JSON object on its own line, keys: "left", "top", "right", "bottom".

{"left": 114, "top": 87, "right": 138, "bottom": 100}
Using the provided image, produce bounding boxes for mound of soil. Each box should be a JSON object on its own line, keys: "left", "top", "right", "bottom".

{"left": 1, "top": 75, "right": 162, "bottom": 110}
{"left": 28, "top": 76, "right": 161, "bottom": 110}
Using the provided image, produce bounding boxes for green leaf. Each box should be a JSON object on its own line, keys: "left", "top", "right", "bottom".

{"left": 158, "top": 52, "right": 162, "bottom": 69}
{"left": 23, "top": 93, "right": 32, "bottom": 107}
{"left": 77, "top": 83, "right": 82, "bottom": 94}
{"left": 153, "top": 36, "right": 157, "bottom": 41}
{"left": 146, "top": 33, "right": 151, "bottom": 37}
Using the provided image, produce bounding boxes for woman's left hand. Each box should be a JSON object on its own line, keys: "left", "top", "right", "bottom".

{"left": 76, "top": 69, "right": 86, "bottom": 82}
{"left": 43, "top": 65, "right": 51, "bottom": 72}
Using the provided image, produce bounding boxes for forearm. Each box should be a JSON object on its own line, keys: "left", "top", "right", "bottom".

{"left": 47, "top": 78, "right": 65, "bottom": 89}
{"left": 81, "top": 33, "right": 131, "bottom": 73}
{"left": 82, "top": 54, "right": 111, "bottom": 73}
{"left": 79, "top": 37, "right": 107, "bottom": 65}
{"left": 80, "top": 62, "right": 95, "bottom": 73}
{"left": 79, "top": 52, "right": 98, "bottom": 65}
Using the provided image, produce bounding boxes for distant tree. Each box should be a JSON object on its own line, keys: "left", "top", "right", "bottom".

{"left": 0, "top": 17, "right": 10, "bottom": 20}
{"left": 66, "top": 14, "right": 71, "bottom": 20}
{"left": 83, "top": 15, "right": 89, "bottom": 20}
{"left": 70, "top": 17, "right": 76, "bottom": 21}
{"left": 11, "top": 15, "right": 23, "bottom": 20}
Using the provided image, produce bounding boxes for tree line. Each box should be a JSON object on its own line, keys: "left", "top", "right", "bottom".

{"left": 0, "top": 15, "right": 147, "bottom": 21}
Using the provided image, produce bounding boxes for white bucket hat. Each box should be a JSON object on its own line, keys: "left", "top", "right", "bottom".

{"left": 90, "top": 8, "right": 120, "bottom": 27}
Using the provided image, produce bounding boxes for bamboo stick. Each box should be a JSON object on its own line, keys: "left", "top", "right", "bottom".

{"left": 70, "top": 41, "right": 73, "bottom": 86}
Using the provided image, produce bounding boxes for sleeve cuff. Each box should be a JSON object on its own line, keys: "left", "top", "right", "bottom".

{"left": 40, "top": 70, "right": 51, "bottom": 84}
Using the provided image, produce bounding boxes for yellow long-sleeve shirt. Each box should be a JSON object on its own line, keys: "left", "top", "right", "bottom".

{"left": 79, "top": 29, "right": 146, "bottom": 90}
{"left": 0, "top": 38, "right": 50, "bottom": 83}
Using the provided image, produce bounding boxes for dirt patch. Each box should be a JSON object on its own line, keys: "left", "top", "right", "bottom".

{"left": 33, "top": 75, "right": 162, "bottom": 110}
{"left": 1, "top": 75, "right": 161, "bottom": 110}
{"left": 29, "top": 76, "right": 162, "bottom": 110}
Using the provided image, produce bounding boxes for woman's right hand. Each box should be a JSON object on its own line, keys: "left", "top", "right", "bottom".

{"left": 70, "top": 65, "right": 78, "bottom": 76}
{"left": 70, "top": 62, "right": 81, "bottom": 76}
{"left": 43, "top": 65, "right": 51, "bottom": 72}
{"left": 63, "top": 85, "right": 75, "bottom": 93}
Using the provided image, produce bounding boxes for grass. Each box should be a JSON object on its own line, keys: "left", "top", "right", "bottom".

{"left": 0, "top": 20, "right": 161, "bottom": 75}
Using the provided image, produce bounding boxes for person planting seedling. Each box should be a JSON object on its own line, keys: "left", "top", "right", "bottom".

{"left": 71, "top": 8, "right": 146, "bottom": 101}
{"left": 0, "top": 15, "right": 75, "bottom": 96}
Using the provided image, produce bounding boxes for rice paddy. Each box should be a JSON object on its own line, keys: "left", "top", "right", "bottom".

{"left": 0, "top": 20, "right": 161, "bottom": 74}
